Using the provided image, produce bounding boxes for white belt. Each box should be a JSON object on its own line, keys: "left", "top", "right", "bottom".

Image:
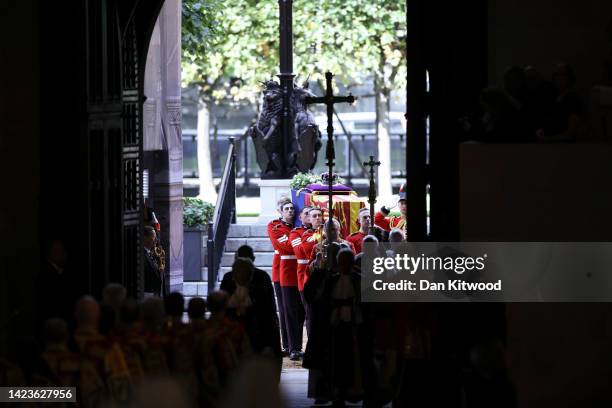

{"left": 274, "top": 250, "right": 279, "bottom": 254}
{"left": 297, "top": 259, "right": 309, "bottom": 265}
{"left": 280, "top": 255, "right": 297, "bottom": 260}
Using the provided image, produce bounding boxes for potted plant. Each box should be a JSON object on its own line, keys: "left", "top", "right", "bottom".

{"left": 183, "top": 197, "right": 214, "bottom": 281}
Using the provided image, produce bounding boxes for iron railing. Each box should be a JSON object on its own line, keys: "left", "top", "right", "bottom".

{"left": 206, "top": 137, "right": 237, "bottom": 294}
{"left": 183, "top": 129, "right": 406, "bottom": 188}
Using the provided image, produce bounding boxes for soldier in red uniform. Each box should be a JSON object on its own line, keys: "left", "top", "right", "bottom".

{"left": 346, "top": 208, "right": 371, "bottom": 254}
{"left": 290, "top": 206, "right": 312, "bottom": 338}
{"left": 268, "top": 206, "right": 287, "bottom": 355}
{"left": 267, "top": 197, "right": 302, "bottom": 360}
{"left": 375, "top": 183, "right": 407, "bottom": 232}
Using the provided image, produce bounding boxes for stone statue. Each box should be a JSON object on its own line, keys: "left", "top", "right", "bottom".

{"left": 292, "top": 82, "right": 322, "bottom": 173}
{"left": 250, "top": 80, "right": 284, "bottom": 177}
{"left": 249, "top": 79, "right": 322, "bottom": 178}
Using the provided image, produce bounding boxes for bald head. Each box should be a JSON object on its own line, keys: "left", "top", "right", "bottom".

{"left": 75, "top": 296, "right": 100, "bottom": 329}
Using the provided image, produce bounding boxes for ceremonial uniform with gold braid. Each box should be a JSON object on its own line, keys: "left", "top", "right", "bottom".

{"left": 41, "top": 345, "right": 105, "bottom": 407}
{"left": 73, "top": 328, "right": 131, "bottom": 404}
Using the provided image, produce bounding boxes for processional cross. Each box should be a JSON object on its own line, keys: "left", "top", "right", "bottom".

{"left": 305, "top": 72, "right": 355, "bottom": 263}
{"left": 364, "top": 156, "right": 381, "bottom": 235}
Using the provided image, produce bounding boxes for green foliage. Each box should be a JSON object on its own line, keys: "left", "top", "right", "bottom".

{"left": 237, "top": 212, "right": 260, "bottom": 217}
{"left": 183, "top": 197, "right": 215, "bottom": 227}
{"left": 182, "top": 0, "right": 406, "bottom": 103}
{"left": 289, "top": 172, "right": 346, "bottom": 190}
{"left": 289, "top": 172, "right": 320, "bottom": 190}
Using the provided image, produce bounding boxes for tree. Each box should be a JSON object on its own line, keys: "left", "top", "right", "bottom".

{"left": 182, "top": 0, "right": 406, "bottom": 198}
{"left": 292, "top": 1, "right": 406, "bottom": 198}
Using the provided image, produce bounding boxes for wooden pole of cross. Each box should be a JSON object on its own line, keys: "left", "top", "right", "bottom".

{"left": 364, "top": 155, "right": 381, "bottom": 236}
{"left": 305, "top": 72, "right": 355, "bottom": 266}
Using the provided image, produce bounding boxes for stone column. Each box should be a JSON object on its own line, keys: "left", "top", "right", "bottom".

{"left": 150, "top": 0, "right": 183, "bottom": 293}
{"left": 162, "top": 0, "right": 184, "bottom": 293}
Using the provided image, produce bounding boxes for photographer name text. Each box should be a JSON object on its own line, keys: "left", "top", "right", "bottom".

{"left": 372, "top": 279, "right": 502, "bottom": 292}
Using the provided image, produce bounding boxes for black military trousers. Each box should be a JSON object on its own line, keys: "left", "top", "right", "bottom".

{"left": 273, "top": 281, "right": 289, "bottom": 351}
{"left": 300, "top": 290, "right": 311, "bottom": 337}
{"left": 281, "top": 285, "right": 304, "bottom": 352}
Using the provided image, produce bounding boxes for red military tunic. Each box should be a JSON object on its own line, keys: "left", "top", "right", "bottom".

{"left": 346, "top": 230, "right": 367, "bottom": 254}
{"left": 289, "top": 226, "right": 309, "bottom": 292}
{"left": 300, "top": 228, "right": 322, "bottom": 288}
{"left": 268, "top": 218, "right": 298, "bottom": 287}
{"left": 267, "top": 220, "right": 282, "bottom": 283}
{"left": 374, "top": 209, "right": 406, "bottom": 232}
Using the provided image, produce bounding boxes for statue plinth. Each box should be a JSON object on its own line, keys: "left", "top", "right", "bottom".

{"left": 258, "top": 179, "right": 292, "bottom": 223}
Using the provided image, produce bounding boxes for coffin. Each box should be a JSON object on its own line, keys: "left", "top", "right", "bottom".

{"left": 291, "top": 183, "right": 366, "bottom": 237}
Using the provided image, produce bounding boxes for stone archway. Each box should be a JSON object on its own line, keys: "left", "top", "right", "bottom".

{"left": 142, "top": 0, "right": 184, "bottom": 294}
{"left": 83, "top": 0, "right": 169, "bottom": 298}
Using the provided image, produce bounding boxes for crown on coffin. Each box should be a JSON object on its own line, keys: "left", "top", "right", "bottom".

{"left": 305, "top": 173, "right": 353, "bottom": 194}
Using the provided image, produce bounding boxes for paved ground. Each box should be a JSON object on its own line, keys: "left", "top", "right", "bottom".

{"left": 279, "top": 368, "right": 313, "bottom": 408}
{"left": 279, "top": 365, "right": 365, "bottom": 407}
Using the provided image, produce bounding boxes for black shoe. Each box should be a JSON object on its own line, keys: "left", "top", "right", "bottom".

{"left": 289, "top": 351, "right": 301, "bottom": 361}
{"left": 313, "top": 399, "right": 329, "bottom": 405}
{"left": 281, "top": 349, "right": 290, "bottom": 357}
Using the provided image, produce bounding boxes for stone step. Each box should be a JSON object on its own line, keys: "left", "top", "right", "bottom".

{"left": 221, "top": 251, "right": 273, "bottom": 267}
{"left": 228, "top": 224, "right": 269, "bottom": 238}
{"left": 217, "top": 266, "right": 272, "bottom": 281}
{"left": 182, "top": 281, "right": 210, "bottom": 297}
{"left": 225, "top": 237, "right": 274, "bottom": 252}
{"left": 197, "top": 266, "right": 273, "bottom": 282}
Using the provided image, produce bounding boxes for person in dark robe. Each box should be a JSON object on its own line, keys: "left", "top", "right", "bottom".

{"left": 37, "top": 239, "right": 77, "bottom": 330}
{"left": 304, "top": 246, "right": 369, "bottom": 407}
{"left": 220, "top": 246, "right": 282, "bottom": 366}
